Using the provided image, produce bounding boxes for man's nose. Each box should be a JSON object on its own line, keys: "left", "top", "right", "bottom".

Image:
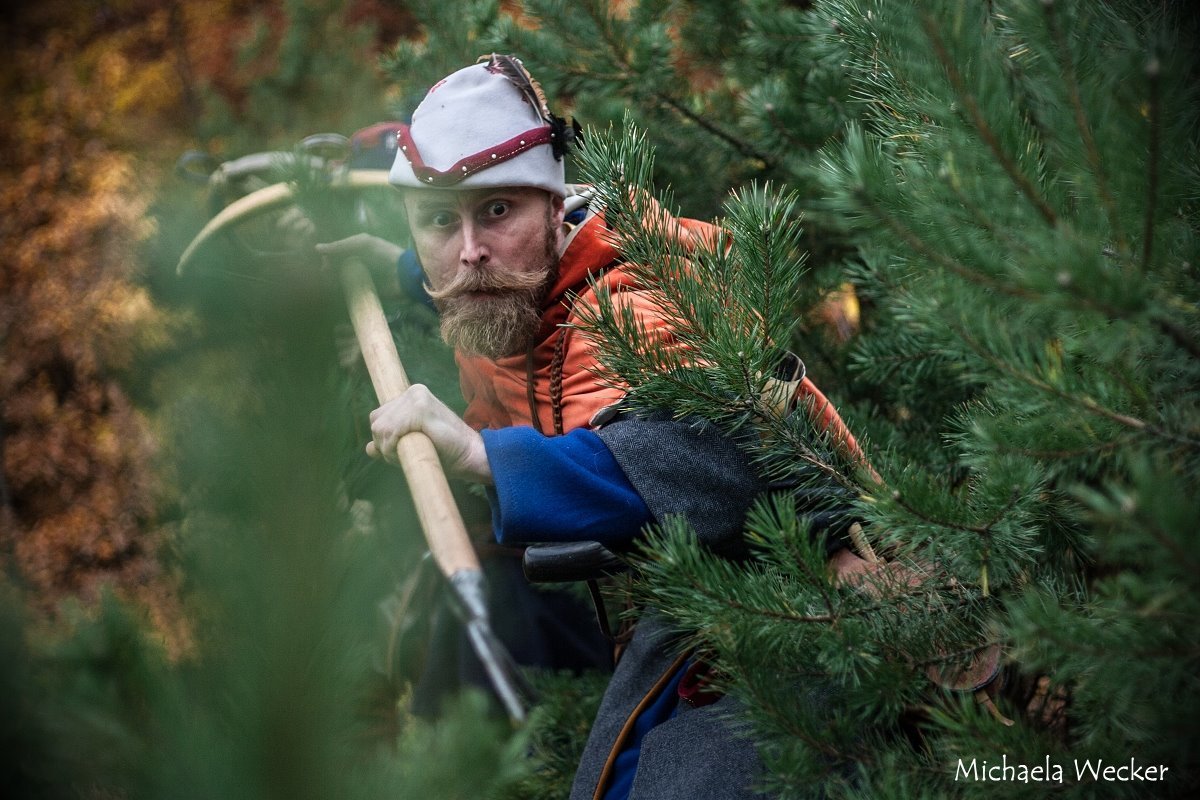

{"left": 459, "top": 220, "right": 489, "bottom": 267}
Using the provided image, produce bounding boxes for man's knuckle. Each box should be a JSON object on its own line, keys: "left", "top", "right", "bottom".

{"left": 408, "top": 384, "right": 433, "bottom": 408}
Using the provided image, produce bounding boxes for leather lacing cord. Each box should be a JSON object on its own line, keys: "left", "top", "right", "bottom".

{"left": 549, "top": 328, "right": 567, "bottom": 436}
{"left": 524, "top": 345, "right": 544, "bottom": 434}
{"left": 525, "top": 252, "right": 624, "bottom": 435}
{"left": 591, "top": 651, "right": 691, "bottom": 800}
{"left": 524, "top": 323, "right": 569, "bottom": 436}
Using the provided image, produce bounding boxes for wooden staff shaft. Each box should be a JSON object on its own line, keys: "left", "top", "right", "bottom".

{"left": 339, "top": 259, "right": 480, "bottom": 577}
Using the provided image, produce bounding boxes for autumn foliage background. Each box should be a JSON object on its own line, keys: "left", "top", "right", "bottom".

{"left": 0, "top": 0, "right": 410, "bottom": 644}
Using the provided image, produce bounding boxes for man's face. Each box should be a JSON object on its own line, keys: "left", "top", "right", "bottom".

{"left": 403, "top": 186, "right": 565, "bottom": 359}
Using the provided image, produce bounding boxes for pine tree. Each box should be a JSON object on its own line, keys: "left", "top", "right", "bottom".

{"left": 558, "top": 1, "right": 1199, "bottom": 798}
{"left": 814, "top": 3, "right": 1199, "bottom": 795}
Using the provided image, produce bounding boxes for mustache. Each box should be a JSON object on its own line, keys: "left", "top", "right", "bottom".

{"left": 425, "top": 265, "right": 551, "bottom": 301}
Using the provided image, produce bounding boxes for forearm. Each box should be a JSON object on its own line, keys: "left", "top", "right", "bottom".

{"left": 597, "top": 412, "right": 858, "bottom": 559}
{"left": 483, "top": 427, "right": 650, "bottom": 546}
{"left": 484, "top": 414, "right": 857, "bottom": 559}
{"left": 594, "top": 413, "right": 768, "bottom": 558}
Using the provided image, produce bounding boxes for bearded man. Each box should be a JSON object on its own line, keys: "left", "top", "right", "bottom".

{"left": 326, "top": 55, "right": 866, "bottom": 800}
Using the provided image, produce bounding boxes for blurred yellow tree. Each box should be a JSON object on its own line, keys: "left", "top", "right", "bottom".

{"left": 1, "top": 6, "right": 175, "bottom": 629}
{"left": 0, "top": 0, "right": 406, "bottom": 645}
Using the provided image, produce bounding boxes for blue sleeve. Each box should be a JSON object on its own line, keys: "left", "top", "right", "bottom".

{"left": 481, "top": 427, "right": 651, "bottom": 547}
{"left": 397, "top": 249, "right": 435, "bottom": 310}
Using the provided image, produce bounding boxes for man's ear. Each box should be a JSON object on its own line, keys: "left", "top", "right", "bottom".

{"left": 549, "top": 194, "right": 567, "bottom": 250}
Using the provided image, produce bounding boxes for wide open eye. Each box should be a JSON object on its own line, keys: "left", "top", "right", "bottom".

{"left": 484, "top": 201, "right": 510, "bottom": 219}
{"left": 429, "top": 210, "right": 457, "bottom": 228}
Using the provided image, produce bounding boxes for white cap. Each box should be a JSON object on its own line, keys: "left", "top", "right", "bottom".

{"left": 389, "top": 57, "right": 567, "bottom": 197}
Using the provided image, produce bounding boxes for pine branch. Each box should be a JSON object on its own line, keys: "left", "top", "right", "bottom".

{"left": 1042, "top": 0, "right": 1126, "bottom": 253}
{"left": 918, "top": 12, "right": 1059, "bottom": 228}
{"left": 910, "top": 639, "right": 1004, "bottom": 674}
{"left": 654, "top": 91, "right": 777, "bottom": 169}
{"left": 1152, "top": 312, "right": 1200, "bottom": 362}
{"left": 891, "top": 485, "right": 1022, "bottom": 596}
{"left": 761, "top": 225, "right": 775, "bottom": 358}
{"left": 577, "top": 1, "right": 777, "bottom": 169}
{"left": 574, "top": 292, "right": 760, "bottom": 415}
{"left": 951, "top": 322, "right": 1200, "bottom": 449}
{"left": 768, "top": 419, "right": 862, "bottom": 493}
{"left": 889, "top": 487, "right": 1021, "bottom": 540}
{"left": 762, "top": 102, "right": 809, "bottom": 153}
{"left": 1022, "top": 620, "right": 1197, "bottom": 661}
{"left": 865, "top": 149, "right": 1198, "bottom": 358}
{"left": 648, "top": 548, "right": 967, "bottom": 628}
{"left": 1140, "top": 518, "right": 1200, "bottom": 576}
{"left": 1141, "top": 56, "right": 1162, "bottom": 273}
{"left": 943, "top": 176, "right": 1034, "bottom": 259}
{"left": 853, "top": 187, "right": 1038, "bottom": 301}
{"left": 990, "top": 436, "right": 1129, "bottom": 461}
{"left": 689, "top": 582, "right": 841, "bottom": 624}
{"left": 741, "top": 676, "right": 869, "bottom": 762}
{"left": 781, "top": 511, "right": 840, "bottom": 620}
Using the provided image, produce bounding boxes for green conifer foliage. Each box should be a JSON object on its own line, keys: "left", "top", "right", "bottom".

{"left": 4, "top": 1, "right": 543, "bottom": 796}
{"left": 565, "top": 1, "right": 1197, "bottom": 797}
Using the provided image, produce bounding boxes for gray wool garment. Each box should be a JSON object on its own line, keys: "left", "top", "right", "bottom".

{"left": 566, "top": 413, "right": 775, "bottom": 800}
{"left": 595, "top": 412, "right": 769, "bottom": 559}
{"left": 567, "top": 614, "right": 772, "bottom": 800}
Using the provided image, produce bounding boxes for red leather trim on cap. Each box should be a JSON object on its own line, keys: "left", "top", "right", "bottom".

{"left": 396, "top": 125, "right": 554, "bottom": 186}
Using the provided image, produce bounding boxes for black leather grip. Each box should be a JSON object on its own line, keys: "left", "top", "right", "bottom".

{"left": 522, "top": 541, "right": 627, "bottom": 583}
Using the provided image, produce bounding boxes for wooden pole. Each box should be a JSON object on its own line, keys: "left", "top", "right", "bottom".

{"left": 338, "top": 258, "right": 527, "bottom": 723}
{"left": 339, "top": 259, "right": 480, "bottom": 576}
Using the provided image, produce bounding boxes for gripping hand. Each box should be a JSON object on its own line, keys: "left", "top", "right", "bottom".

{"left": 367, "top": 384, "right": 492, "bottom": 485}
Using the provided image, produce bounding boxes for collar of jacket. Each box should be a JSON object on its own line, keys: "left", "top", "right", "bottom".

{"left": 537, "top": 194, "right": 721, "bottom": 343}
{"left": 534, "top": 209, "right": 621, "bottom": 341}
